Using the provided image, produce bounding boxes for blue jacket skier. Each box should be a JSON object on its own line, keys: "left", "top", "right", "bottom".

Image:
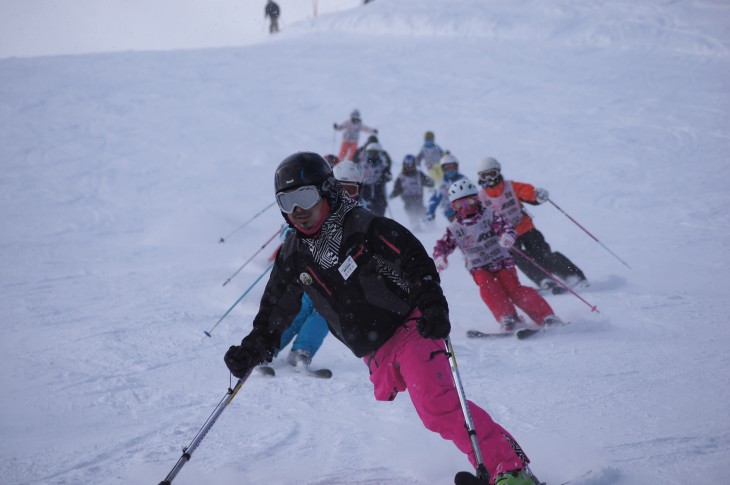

{"left": 425, "top": 153, "right": 466, "bottom": 222}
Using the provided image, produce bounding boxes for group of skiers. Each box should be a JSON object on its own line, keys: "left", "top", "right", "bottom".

{"left": 222, "top": 110, "right": 592, "bottom": 484}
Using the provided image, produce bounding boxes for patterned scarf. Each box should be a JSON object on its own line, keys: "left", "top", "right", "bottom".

{"left": 301, "top": 190, "right": 360, "bottom": 269}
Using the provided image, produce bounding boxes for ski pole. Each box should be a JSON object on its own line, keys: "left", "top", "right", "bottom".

{"left": 158, "top": 370, "right": 254, "bottom": 485}
{"left": 205, "top": 261, "right": 274, "bottom": 337}
{"left": 548, "top": 199, "right": 631, "bottom": 269}
{"left": 222, "top": 227, "right": 281, "bottom": 287}
{"left": 511, "top": 246, "right": 599, "bottom": 313}
{"left": 219, "top": 201, "right": 277, "bottom": 243}
{"left": 443, "top": 337, "right": 490, "bottom": 481}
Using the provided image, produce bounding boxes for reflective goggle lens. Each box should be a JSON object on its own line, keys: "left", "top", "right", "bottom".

{"left": 276, "top": 185, "right": 321, "bottom": 214}
{"left": 452, "top": 197, "right": 478, "bottom": 210}
{"left": 341, "top": 183, "right": 360, "bottom": 199}
{"left": 479, "top": 169, "right": 500, "bottom": 181}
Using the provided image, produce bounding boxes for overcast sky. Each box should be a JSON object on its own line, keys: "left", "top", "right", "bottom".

{"left": 0, "top": 0, "right": 360, "bottom": 58}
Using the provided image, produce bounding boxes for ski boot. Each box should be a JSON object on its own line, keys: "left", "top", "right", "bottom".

{"left": 539, "top": 279, "right": 567, "bottom": 295}
{"left": 499, "top": 315, "right": 520, "bottom": 333}
{"left": 494, "top": 469, "right": 534, "bottom": 485}
{"left": 287, "top": 349, "right": 312, "bottom": 369}
{"left": 542, "top": 314, "right": 564, "bottom": 327}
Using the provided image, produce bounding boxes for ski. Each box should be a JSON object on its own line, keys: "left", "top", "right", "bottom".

{"left": 306, "top": 367, "right": 333, "bottom": 379}
{"left": 466, "top": 329, "right": 513, "bottom": 339}
{"left": 454, "top": 470, "right": 485, "bottom": 485}
{"left": 256, "top": 365, "right": 276, "bottom": 377}
{"left": 516, "top": 328, "right": 542, "bottom": 339}
{"left": 255, "top": 365, "right": 332, "bottom": 379}
{"left": 517, "top": 320, "right": 573, "bottom": 340}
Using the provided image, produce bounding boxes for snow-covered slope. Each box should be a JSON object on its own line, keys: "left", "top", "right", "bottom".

{"left": 1, "top": 1, "right": 729, "bottom": 484}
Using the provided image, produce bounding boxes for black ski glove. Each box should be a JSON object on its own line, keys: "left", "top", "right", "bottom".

{"left": 333, "top": 122, "right": 338, "bottom": 129}
{"left": 413, "top": 278, "right": 451, "bottom": 339}
{"left": 224, "top": 334, "right": 273, "bottom": 379}
{"left": 418, "top": 304, "right": 450, "bottom": 339}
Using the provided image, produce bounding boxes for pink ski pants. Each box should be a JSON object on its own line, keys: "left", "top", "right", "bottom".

{"left": 364, "top": 312, "right": 526, "bottom": 480}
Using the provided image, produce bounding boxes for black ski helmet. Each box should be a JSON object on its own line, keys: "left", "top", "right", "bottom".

{"left": 274, "top": 151, "right": 337, "bottom": 199}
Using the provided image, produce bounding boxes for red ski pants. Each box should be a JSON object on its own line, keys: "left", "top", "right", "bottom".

{"left": 471, "top": 266, "right": 553, "bottom": 325}
{"left": 364, "top": 312, "right": 526, "bottom": 479}
{"left": 338, "top": 140, "right": 358, "bottom": 161}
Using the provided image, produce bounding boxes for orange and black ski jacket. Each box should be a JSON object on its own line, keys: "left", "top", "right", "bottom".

{"left": 480, "top": 180, "right": 540, "bottom": 237}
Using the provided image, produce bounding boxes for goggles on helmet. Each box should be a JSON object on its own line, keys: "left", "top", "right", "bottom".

{"left": 478, "top": 169, "right": 500, "bottom": 182}
{"left": 276, "top": 185, "right": 321, "bottom": 214}
{"left": 451, "top": 197, "right": 478, "bottom": 210}
{"left": 340, "top": 182, "right": 360, "bottom": 199}
{"left": 442, "top": 163, "right": 458, "bottom": 173}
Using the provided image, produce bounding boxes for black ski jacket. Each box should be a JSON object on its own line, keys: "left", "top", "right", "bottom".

{"left": 265, "top": 2, "right": 280, "bottom": 19}
{"left": 244, "top": 204, "right": 446, "bottom": 358}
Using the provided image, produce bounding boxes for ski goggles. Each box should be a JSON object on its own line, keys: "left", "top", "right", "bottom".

{"left": 451, "top": 197, "right": 479, "bottom": 210}
{"left": 276, "top": 185, "right": 321, "bottom": 214}
{"left": 340, "top": 182, "right": 360, "bottom": 199}
{"left": 478, "top": 169, "right": 500, "bottom": 182}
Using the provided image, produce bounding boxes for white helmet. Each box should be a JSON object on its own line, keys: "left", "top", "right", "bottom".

{"left": 448, "top": 178, "right": 478, "bottom": 202}
{"left": 333, "top": 160, "right": 364, "bottom": 184}
{"left": 440, "top": 153, "right": 459, "bottom": 167}
{"left": 477, "top": 156, "right": 501, "bottom": 173}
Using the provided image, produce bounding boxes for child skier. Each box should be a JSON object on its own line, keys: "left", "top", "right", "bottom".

{"left": 433, "top": 178, "right": 563, "bottom": 333}
{"left": 476, "top": 156, "right": 588, "bottom": 294}
{"left": 360, "top": 142, "right": 392, "bottom": 216}
{"left": 425, "top": 153, "right": 466, "bottom": 223}
{"left": 415, "top": 130, "right": 444, "bottom": 183}
{"left": 333, "top": 109, "right": 377, "bottom": 161}
{"left": 389, "top": 154, "right": 434, "bottom": 229}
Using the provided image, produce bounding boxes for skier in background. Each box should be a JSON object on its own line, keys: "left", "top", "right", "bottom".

{"left": 333, "top": 109, "right": 377, "bottom": 161}
{"left": 323, "top": 154, "right": 340, "bottom": 167}
{"left": 224, "top": 152, "right": 535, "bottom": 485}
{"left": 353, "top": 134, "right": 378, "bottom": 164}
{"left": 433, "top": 179, "right": 563, "bottom": 334}
{"left": 389, "top": 154, "right": 434, "bottom": 229}
{"left": 416, "top": 130, "right": 444, "bottom": 184}
{"left": 264, "top": 0, "right": 280, "bottom": 34}
{"left": 425, "top": 153, "right": 466, "bottom": 223}
{"left": 476, "top": 156, "right": 588, "bottom": 294}
{"left": 360, "top": 142, "right": 391, "bottom": 216}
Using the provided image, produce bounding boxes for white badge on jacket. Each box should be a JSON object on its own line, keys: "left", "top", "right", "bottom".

{"left": 338, "top": 255, "right": 357, "bottom": 280}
